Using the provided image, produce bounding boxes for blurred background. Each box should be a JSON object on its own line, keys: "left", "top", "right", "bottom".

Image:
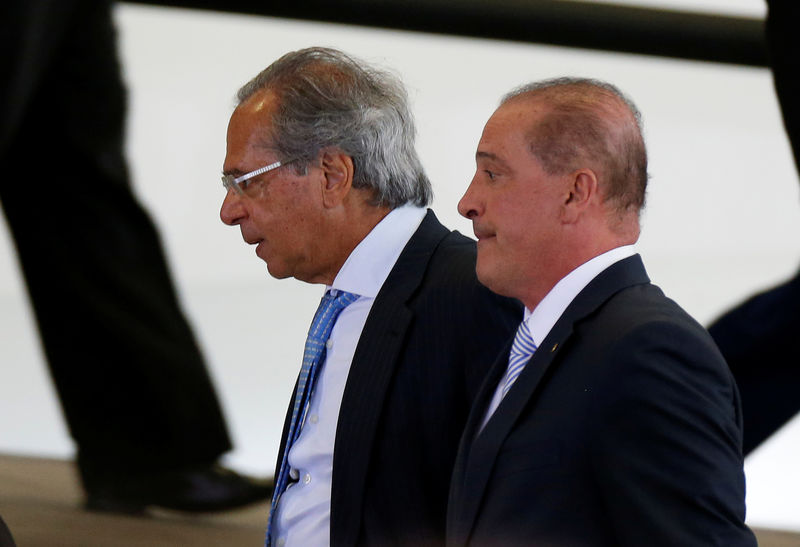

{"left": 1, "top": 0, "right": 798, "bottom": 533}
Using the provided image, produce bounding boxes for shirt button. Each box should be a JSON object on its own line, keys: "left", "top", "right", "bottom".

{"left": 309, "top": 414, "right": 319, "bottom": 424}
{"left": 326, "top": 339, "right": 333, "bottom": 349}
{"left": 289, "top": 468, "right": 299, "bottom": 480}
{"left": 303, "top": 473, "right": 311, "bottom": 484}
{"left": 277, "top": 538, "right": 286, "bottom": 547}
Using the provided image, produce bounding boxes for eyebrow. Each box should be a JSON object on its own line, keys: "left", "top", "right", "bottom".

{"left": 476, "top": 150, "right": 509, "bottom": 169}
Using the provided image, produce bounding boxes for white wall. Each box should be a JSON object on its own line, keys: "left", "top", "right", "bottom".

{"left": 1, "top": 1, "right": 797, "bottom": 531}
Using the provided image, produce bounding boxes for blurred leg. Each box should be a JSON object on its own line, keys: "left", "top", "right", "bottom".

{"left": 0, "top": 0, "right": 231, "bottom": 477}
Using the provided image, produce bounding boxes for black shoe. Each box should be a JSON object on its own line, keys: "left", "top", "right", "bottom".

{"left": 83, "top": 463, "right": 273, "bottom": 514}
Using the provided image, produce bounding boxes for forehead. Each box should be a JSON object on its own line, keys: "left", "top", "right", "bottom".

{"left": 230, "top": 89, "right": 279, "bottom": 137}
{"left": 225, "top": 91, "right": 279, "bottom": 169}
{"left": 477, "top": 99, "right": 547, "bottom": 161}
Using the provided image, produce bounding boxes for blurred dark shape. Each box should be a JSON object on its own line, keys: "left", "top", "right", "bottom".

{"left": 0, "top": 0, "right": 269, "bottom": 511}
{"left": 708, "top": 1, "right": 800, "bottom": 455}
{"left": 709, "top": 274, "right": 800, "bottom": 454}
{"left": 0, "top": 515, "right": 14, "bottom": 547}
{"left": 127, "top": 0, "right": 767, "bottom": 67}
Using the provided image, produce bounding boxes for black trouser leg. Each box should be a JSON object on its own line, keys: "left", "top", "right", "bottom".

{"left": 0, "top": 0, "right": 231, "bottom": 476}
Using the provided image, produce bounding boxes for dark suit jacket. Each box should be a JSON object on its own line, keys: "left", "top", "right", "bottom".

{"left": 447, "top": 255, "right": 756, "bottom": 547}
{"left": 274, "top": 209, "right": 520, "bottom": 546}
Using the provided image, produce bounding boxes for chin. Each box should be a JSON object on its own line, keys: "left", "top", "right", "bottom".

{"left": 475, "top": 261, "right": 500, "bottom": 292}
{"left": 476, "top": 264, "right": 516, "bottom": 301}
{"left": 265, "top": 261, "right": 291, "bottom": 280}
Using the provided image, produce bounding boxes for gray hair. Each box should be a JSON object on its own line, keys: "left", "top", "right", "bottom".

{"left": 502, "top": 77, "right": 648, "bottom": 215}
{"left": 236, "top": 47, "right": 431, "bottom": 208}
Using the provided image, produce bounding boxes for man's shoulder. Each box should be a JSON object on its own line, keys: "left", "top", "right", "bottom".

{"left": 397, "top": 212, "right": 480, "bottom": 287}
{"left": 602, "top": 281, "right": 707, "bottom": 335}
{"left": 581, "top": 282, "right": 727, "bottom": 383}
{"left": 406, "top": 209, "right": 475, "bottom": 254}
{"left": 383, "top": 209, "right": 519, "bottom": 318}
{"left": 430, "top": 228, "right": 477, "bottom": 264}
{"left": 571, "top": 255, "right": 705, "bottom": 339}
{"left": 418, "top": 228, "right": 481, "bottom": 291}
{"left": 419, "top": 229, "right": 520, "bottom": 317}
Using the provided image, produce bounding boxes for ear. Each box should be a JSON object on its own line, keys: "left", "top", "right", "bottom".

{"left": 320, "top": 149, "right": 354, "bottom": 208}
{"left": 561, "top": 168, "right": 598, "bottom": 223}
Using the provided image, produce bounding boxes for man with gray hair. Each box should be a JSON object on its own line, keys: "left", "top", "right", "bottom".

{"left": 447, "top": 78, "right": 755, "bottom": 546}
{"left": 220, "top": 47, "right": 518, "bottom": 546}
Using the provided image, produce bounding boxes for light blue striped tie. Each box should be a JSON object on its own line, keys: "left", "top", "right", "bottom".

{"left": 266, "top": 289, "right": 360, "bottom": 547}
{"left": 502, "top": 320, "right": 537, "bottom": 397}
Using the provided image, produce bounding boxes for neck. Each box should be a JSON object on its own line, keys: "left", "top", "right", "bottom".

{"left": 520, "top": 236, "right": 636, "bottom": 312}
{"left": 314, "top": 202, "right": 392, "bottom": 286}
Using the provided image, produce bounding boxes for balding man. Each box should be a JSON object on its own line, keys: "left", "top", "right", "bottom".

{"left": 447, "top": 78, "right": 755, "bottom": 546}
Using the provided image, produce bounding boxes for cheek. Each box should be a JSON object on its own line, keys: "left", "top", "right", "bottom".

{"left": 249, "top": 207, "right": 278, "bottom": 236}
{"left": 493, "top": 204, "right": 528, "bottom": 250}
{"left": 486, "top": 207, "right": 541, "bottom": 275}
{"left": 269, "top": 198, "right": 320, "bottom": 253}
{"left": 249, "top": 186, "right": 302, "bottom": 231}
{"left": 475, "top": 231, "right": 507, "bottom": 272}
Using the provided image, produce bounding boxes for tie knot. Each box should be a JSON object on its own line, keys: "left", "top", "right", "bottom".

{"left": 327, "top": 289, "right": 360, "bottom": 310}
{"left": 501, "top": 319, "right": 538, "bottom": 397}
{"left": 308, "top": 290, "right": 360, "bottom": 341}
{"left": 510, "top": 320, "right": 537, "bottom": 357}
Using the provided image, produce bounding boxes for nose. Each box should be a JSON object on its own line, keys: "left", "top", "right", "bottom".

{"left": 220, "top": 190, "right": 245, "bottom": 226}
{"left": 458, "top": 175, "right": 482, "bottom": 220}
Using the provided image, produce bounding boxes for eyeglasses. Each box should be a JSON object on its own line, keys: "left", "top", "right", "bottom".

{"left": 221, "top": 159, "right": 293, "bottom": 195}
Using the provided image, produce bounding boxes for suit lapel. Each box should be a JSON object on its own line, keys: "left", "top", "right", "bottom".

{"left": 449, "top": 255, "right": 650, "bottom": 545}
{"left": 447, "top": 336, "right": 513, "bottom": 545}
{"left": 330, "top": 210, "right": 450, "bottom": 546}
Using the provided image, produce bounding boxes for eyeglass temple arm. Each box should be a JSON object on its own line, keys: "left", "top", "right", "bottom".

{"left": 234, "top": 160, "right": 284, "bottom": 183}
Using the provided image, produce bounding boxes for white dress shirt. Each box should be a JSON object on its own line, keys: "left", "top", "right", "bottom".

{"left": 481, "top": 245, "right": 637, "bottom": 429}
{"left": 272, "top": 205, "right": 427, "bottom": 547}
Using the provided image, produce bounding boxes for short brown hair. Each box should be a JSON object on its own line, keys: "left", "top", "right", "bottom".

{"left": 503, "top": 77, "right": 648, "bottom": 215}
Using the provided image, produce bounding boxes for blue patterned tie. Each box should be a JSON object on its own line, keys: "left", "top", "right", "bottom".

{"left": 266, "top": 289, "right": 360, "bottom": 546}
{"left": 501, "top": 320, "right": 537, "bottom": 397}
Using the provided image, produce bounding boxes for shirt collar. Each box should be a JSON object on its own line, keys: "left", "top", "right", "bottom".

{"left": 523, "top": 245, "right": 637, "bottom": 346}
{"left": 329, "top": 204, "right": 427, "bottom": 298}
